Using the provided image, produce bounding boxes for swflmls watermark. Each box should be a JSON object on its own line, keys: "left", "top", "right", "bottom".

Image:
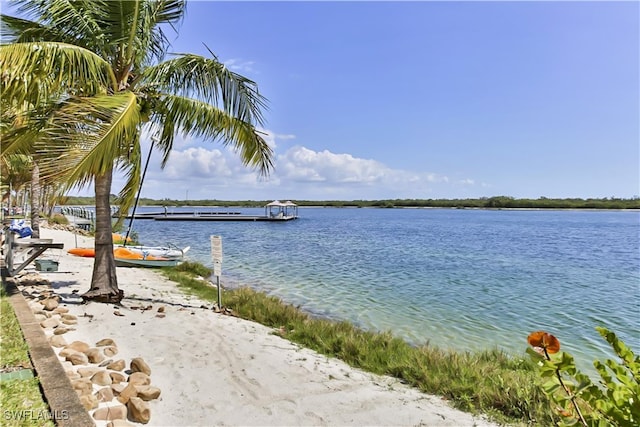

{"left": 3, "top": 409, "right": 70, "bottom": 421}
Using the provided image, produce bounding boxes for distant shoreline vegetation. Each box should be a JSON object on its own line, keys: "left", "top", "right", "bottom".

{"left": 62, "top": 196, "right": 640, "bottom": 210}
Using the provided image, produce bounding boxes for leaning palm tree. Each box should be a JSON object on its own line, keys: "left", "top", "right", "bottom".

{"left": 0, "top": 153, "right": 32, "bottom": 216}
{"left": 1, "top": 0, "right": 273, "bottom": 302}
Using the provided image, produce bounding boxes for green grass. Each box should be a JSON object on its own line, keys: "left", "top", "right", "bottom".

{"left": 164, "top": 263, "right": 556, "bottom": 425}
{"left": 1, "top": 289, "right": 54, "bottom": 427}
{"left": 46, "top": 213, "right": 68, "bottom": 225}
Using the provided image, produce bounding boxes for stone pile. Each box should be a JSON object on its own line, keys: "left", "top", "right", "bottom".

{"left": 43, "top": 221, "right": 93, "bottom": 236}
{"left": 17, "top": 277, "right": 162, "bottom": 425}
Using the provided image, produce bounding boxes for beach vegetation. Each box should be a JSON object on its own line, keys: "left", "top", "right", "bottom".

{"left": 1, "top": 0, "right": 273, "bottom": 304}
{"left": 527, "top": 329, "right": 640, "bottom": 426}
{"left": 163, "top": 262, "right": 555, "bottom": 425}
{"left": 60, "top": 195, "right": 640, "bottom": 210}
{"left": 46, "top": 213, "right": 68, "bottom": 225}
{"left": 0, "top": 289, "right": 54, "bottom": 427}
{"left": 0, "top": 154, "right": 31, "bottom": 217}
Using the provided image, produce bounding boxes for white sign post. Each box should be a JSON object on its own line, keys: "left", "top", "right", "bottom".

{"left": 210, "top": 235, "right": 223, "bottom": 309}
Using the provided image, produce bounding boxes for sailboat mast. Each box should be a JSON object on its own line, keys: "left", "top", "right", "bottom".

{"left": 123, "top": 138, "right": 155, "bottom": 246}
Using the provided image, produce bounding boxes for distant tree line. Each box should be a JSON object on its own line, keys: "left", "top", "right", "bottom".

{"left": 61, "top": 195, "right": 640, "bottom": 210}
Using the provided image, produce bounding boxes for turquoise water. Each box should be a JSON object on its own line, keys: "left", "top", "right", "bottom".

{"left": 129, "top": 207, "right": 639, "bottom": 370}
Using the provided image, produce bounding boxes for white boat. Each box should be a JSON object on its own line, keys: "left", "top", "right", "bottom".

{"left": 115, "top": 244, "right": 190, "bottom": 260}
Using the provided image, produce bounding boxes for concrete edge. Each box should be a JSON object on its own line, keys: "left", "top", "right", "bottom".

{"left": 2, "top": 278, "right": 95, "bottom": 427}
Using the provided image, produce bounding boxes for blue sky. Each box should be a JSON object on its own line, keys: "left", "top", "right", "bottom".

{"left": 6, "top": 1, "right": 640, "bottom": 201}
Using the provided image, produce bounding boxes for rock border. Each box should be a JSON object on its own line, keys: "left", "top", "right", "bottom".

{"left": 2, "top": 277, "right": 95, "bottom": 427}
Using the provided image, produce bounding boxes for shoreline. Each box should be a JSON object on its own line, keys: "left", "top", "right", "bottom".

{"left": 14, "top": 226, "right": 498, "bottom": 426}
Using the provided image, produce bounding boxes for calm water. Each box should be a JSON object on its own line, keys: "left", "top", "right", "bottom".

{"left": 126, "top": 207, "right": 639, "bottom": 370}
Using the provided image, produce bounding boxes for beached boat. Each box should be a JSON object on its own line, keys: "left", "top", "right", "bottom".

{"left": 113, "top": 247, "right": 180, "bottom": 268}
{"left": 115, "top": 244, "right": 189, "bottom": 260}
{"left": 114, "top": 257, "right": 180, "bottom": 268}
{"left": 68, "top": 244, "right": 188, "bottom": 260}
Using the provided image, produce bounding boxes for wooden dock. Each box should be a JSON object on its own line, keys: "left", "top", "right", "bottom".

{"left": 150, "top": 213, "right": 296, "bottom": 222}
{"left": 114, "top": 201, "right": 299, "bottom": 222}
{"left": 122, "top": 211, "right": 242, "bottom": 220}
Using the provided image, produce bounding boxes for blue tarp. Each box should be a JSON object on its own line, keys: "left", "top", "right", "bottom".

{"left": 9, "top": 219, "right": 32, "bottom": 238}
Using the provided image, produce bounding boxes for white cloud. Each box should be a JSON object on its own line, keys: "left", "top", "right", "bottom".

{"left": 161, "top": 147, "right": 232, "bottom": 179}
{"left": 278, "top": 147, "right": 388, "bottom": 184}
{"left": 108, "top": 137, "right": 475, "bottom": 200}
{"left": 223, "top": 58, "right": 256, "bottom": 74}
{"left": 256, "top": 129, "right": 296, "bottom": 150}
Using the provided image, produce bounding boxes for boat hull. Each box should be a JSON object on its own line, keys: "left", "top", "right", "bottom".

{"left": 114, "top": 258, "right": 180, "bottom": 268}
{"left": 67, "top": 245, "right": 189, "bottom": 260}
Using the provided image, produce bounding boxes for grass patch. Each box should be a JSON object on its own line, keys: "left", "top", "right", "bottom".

{"left": 46, "top": 213, "right": 68, "bottom": 225}
{"left": 1, "top": 291, "right": 32, "bottom": 369}
{"left": 164, "top": 263, "right": 554, "bottom": 425}
{"left": 0, "top": 288, "right": 54, "bottom": 427}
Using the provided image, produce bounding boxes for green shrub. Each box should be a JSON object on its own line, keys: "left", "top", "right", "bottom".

{"left": 48, "top": 213, "right": 68, "bottom": 225}
{"left": 527, "top": 328, "right": 640, "bottom": 426}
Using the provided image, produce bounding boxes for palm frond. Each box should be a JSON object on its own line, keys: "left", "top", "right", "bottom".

{"left": 140, "top": 53, "right": 268, "bottom": 127}
{"left": 112, "top": 132, "right": 142, "bottom": 227}
{"left": 136, "top": 0, "right": 185, "bottom": 65}
{"left": 6, "top": 0, "right": 106, "bottom": 49}
{"left": 0, "top": 14, "right": 64, "bottom": 42}
{"left": 0, "top": 42, "right": 117, "bottom": 106}
{"left": 151, "top": 94, "right": 273, "bottom": 176}
{"left": 26, "top": 92, "right": 142, "bottom": 188}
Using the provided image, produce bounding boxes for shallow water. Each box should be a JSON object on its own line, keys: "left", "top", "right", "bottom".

{"left": 125, "top": 207, "right": 639, "bottom": 371}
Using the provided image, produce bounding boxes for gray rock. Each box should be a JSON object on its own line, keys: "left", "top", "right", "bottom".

{"left": 71, "top": 378, "right": 93, "bottom": 396}
{"left": 111, "top": 383, "right": 127, "bottom": 395}
{"left": 99, "top": 359, "right": 114, "bottom": 368}
{"left": 130, "top": 357, "right": 151, "bottom": 375}
{"left": 127, "top": 372, "right": 150, "bottom": 386}
{"left": 127, "top": 397, "right": 150, "bottom": 424}
{"left": 103, "top": 346, "right": 118, "bottom": 357}
{"left": 77, "top": 367, "right": 100, "bottom": 378}
{"left": 96, "top": 338, "right": 116, "bottom": 347}
{"left": 40, "top": 317, "right": 59, "bottom": 329}
{"left": 116, "top": 383, "right": 138, "bottom": 404}
{"left": 134, "top": 385, "right": 162, "bottom": 401}
{"left": 85, "top": 348, "right": 105, "bottom": 364}
{"left": 91, "top": 370, "right": 113, "bottom": 386}
{"left": 95, "top": 386, "right": 115, "bottom": 402}
{"left": 49, "top": 335, "right": 67, "bottom": 348}
{"left": 110, "top": 371, "right": 126, "bottom": 384}
{"left": 79, "top": 394, "right": 99, "bottom": 410}
{"left": 107, "top": 359, "right": 126, "bottom": 371}
{"left": 65, "top": 340, "right": 90, "bottom": 353}
{"left": 41, "top": 298, "right": 59, "bottom": 311}
{"left": 92, "top": 404, "right": 127, "bottom": 421}
{"left": 66, "top": 351, "right": 89, "bottom": 366}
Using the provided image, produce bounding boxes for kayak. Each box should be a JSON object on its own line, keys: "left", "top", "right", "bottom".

{"left": 115, "top": 244, "right": 189, "bottom": 260}
{"left": 67, "top": 247, "right": 95, "bottom": 257}
{"left": 113, "top": 247, "right": 181, "bottom": 268}
{"left": 68, "top": 245, "right": 189, "bottom": 260}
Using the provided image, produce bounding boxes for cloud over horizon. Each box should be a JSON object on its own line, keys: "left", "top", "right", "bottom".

{"left": 124, "top": 139, "right": 467, "bottom": 200}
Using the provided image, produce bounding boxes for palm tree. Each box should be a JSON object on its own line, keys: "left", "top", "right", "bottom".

{"left": 1, "top": 0, "right": 273, "bottom": 303}
{"left": 0, "top": 154, "right": 32, "bottom": 216}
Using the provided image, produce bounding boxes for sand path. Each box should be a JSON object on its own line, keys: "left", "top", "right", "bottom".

{"left": 21, "top": 227, "right": 498, "bottom": 427}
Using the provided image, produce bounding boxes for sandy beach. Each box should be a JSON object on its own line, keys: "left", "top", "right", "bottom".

{"left": 15, "top": 226, "right": 498, "bottom": 427}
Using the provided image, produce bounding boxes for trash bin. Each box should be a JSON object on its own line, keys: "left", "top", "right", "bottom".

{"left": 35, "top": 259, "right": 59, "bottom": 272}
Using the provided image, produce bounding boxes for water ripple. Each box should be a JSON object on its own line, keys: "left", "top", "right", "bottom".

{"left": 131, "top": 207, "right": 639, "bottom": 373}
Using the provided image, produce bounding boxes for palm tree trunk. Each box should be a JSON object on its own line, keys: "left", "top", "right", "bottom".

{"left": 82, "top": 168, "right": 123, "bottom": 303}
{"left": 30, "top": 162, "right": 41, "bottom": 239}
